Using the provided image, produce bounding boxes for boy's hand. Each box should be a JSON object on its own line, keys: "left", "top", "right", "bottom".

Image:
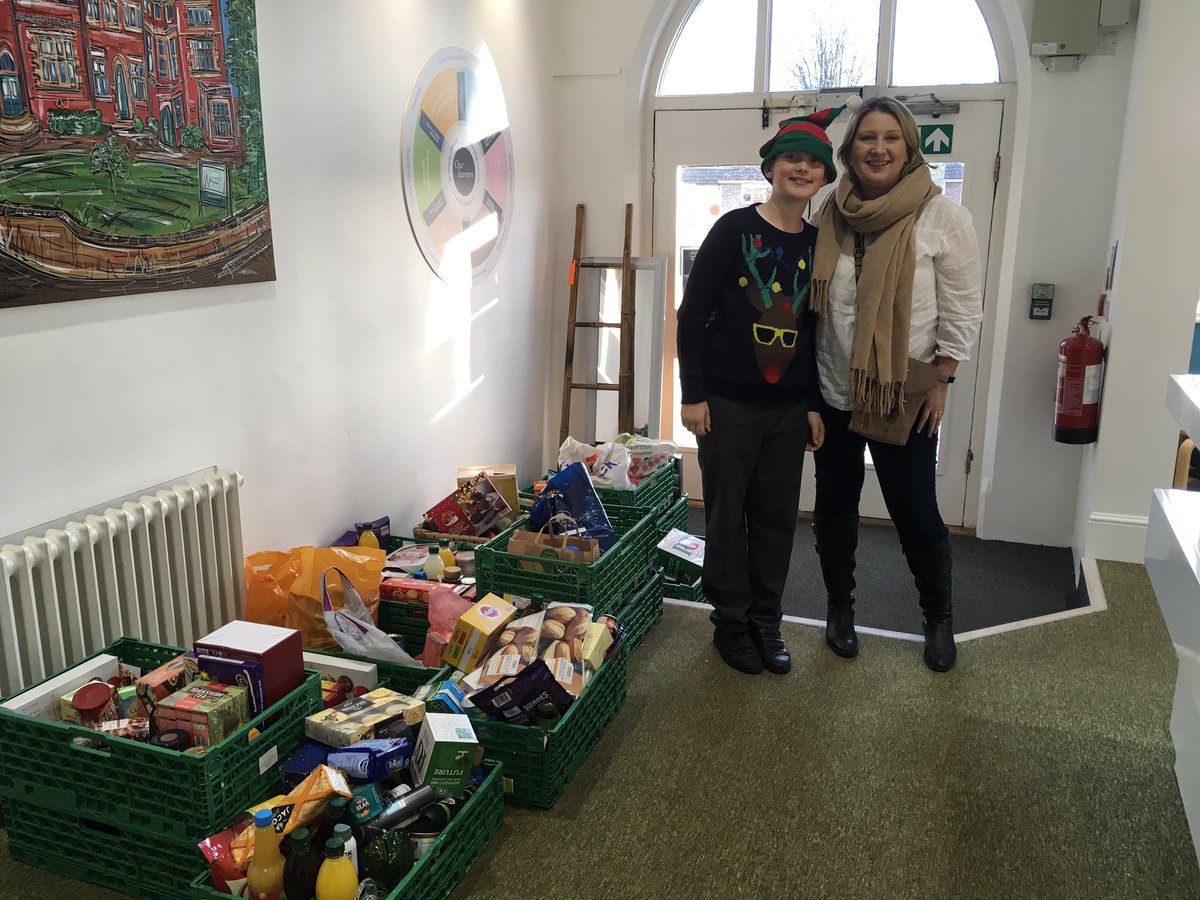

{"left": 681, "top": 402, "right": 711, "bottom": 437}
{"left": 806, "top": 410, "right": 825, "bottom": 451}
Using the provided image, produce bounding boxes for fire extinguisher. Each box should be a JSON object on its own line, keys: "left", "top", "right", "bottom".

{"left": 1053, "top": 315, "right": 1106, "bottom": 444}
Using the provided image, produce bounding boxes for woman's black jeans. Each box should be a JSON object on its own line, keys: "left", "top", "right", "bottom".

{"left": 812, "top": 399, "right": 948, "bottom": 550}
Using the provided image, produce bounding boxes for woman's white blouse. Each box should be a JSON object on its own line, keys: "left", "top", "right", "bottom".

{"left": 815, "top": 194, "right": 983, "bottom": 411}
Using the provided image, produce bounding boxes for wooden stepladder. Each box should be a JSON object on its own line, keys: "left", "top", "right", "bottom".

{"left": 558, "top": 203, "right": 637, "bottom": 444}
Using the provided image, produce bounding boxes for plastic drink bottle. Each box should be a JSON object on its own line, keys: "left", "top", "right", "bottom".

{"left": 314, "top": 794, "right": 349, "bottom": 853}
{"left": 334, "top": 822, "right": 358, "bottom": 873}
{"left": 357, "top": 526, "right": 380, "bottom": 549}
{"left": 422, "top": 547, "right": 445, "bottom": 582}
{"left": 315, "top": 837, "right": 359, "bottom": 900}
{"left": 246, "top": 808, "right": 285, "bottom": 900}
{"left": 437, "top": 540, "right": 455, "bottom": 568}
{"left": 283, "top": 826, "right": 322, "bottom": 900}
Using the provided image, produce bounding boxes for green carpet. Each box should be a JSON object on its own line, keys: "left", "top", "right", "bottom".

{"left": 3, "top": 561, "right": 1198, "bottom": 899}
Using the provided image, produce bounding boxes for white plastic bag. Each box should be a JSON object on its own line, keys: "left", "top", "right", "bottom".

{"left": 557, "top": 436, "right": 635, "bottom": 490}
{"left": 321, "top": 566, "right": 420, "bottom": 665}
{"left": 613, "top": 434, "right": 677, "bottom": 485}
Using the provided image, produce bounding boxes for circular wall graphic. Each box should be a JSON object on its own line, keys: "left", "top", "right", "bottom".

{"left": 402, "top": 47, "right": 515, "bottom": 284}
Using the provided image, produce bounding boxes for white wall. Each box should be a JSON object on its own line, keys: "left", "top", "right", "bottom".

{"left": 0, "top": 0, "right": 558, "bottom": 555}
{"left": 1075, "top": 0, "right": 1200, "bottom": 562}
{"left": 977, "top": 7, "right": 1138, "bottom": 548}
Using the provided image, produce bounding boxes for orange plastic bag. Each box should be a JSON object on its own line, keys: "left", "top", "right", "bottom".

{"left": 245, "top": 546, "right": 385, "bottom": 650}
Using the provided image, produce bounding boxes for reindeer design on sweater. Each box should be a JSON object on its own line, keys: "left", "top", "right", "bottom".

{"left": 738, "top": 232, "right": 813, "bottom": 384}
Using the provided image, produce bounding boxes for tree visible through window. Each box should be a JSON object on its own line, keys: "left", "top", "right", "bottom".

{"left": 769, "top": 0, "right": 879, "bottom": 92}
{"left": 659, "top": 0, "right": 999, "bottom": 97}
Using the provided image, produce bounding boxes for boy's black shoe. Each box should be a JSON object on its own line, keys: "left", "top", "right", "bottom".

{"left": 748, "top": 626, "right": 792, "bottom": 674}
{"left": 712, "top": 628, "right": 763, "bottom": 674}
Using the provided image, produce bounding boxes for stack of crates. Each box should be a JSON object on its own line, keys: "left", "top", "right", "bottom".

{"left": 0, "top": 637, "right": 323, "bottom": 898}
{"left": 0, "top": 636, "right": 507, "bottom": 899}
{"left": 470, "top": 457, "right": 682, "bottom": 807}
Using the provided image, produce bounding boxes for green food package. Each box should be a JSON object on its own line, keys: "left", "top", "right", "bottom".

{"left": 359, "top": 828, "right": 415, "bottom": 890}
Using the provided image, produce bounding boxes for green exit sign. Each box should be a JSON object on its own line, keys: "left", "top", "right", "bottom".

{"left": 919, "top": 124, "right": 954, "bottom": 155}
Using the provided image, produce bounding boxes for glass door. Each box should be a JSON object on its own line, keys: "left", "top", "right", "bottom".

{"left": 652, "top": 100, "right": 1001, "bottom": 525}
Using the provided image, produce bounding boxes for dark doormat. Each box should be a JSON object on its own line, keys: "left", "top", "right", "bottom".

{"left": 684, "top": 507, "right": 1089, "bottom": 634}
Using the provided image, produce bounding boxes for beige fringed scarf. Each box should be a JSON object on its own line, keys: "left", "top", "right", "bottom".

{"left": 812, "top": 167, "right": 940, "bottom": 416}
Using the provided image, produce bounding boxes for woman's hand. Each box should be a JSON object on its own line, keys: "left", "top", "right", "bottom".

{"left": 681, "top": 401, "right": 711, "bottom": 437}
{"left": 806, "top": 410, "right": 825, "bottom": 451}
{"left": 917, "top": 383, "right": 949, "bottom": 437}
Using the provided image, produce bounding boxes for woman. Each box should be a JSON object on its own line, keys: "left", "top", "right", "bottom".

{"left": 677, "top": 107, "right": 846, "bottom": 675}
{"left": 810, "top": 96, "right": 982, "bottom": 673}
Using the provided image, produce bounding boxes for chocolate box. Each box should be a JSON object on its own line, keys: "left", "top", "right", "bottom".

{"left": 304, "top": 687, "right": 425, "bottom": 749}
{"left": 194, "top": 621, "right": 303, "bottom": 710}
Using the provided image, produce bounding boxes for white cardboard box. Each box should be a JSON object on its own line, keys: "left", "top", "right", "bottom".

{"left": 302, "top": 652, "right": 379, "bottom": 691}
{"left": 0, "top": 654, "right": 123, "bottom": 720}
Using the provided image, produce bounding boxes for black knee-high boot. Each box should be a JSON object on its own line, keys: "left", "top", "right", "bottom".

{"left": 813, "top": 513, "right": 859, "bottom": 658}
{"left": 904, "top": 537, "right": 955, "bottom": 672}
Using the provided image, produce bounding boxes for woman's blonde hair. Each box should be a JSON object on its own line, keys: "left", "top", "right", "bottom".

{"left": 835, "top": 96, "right": 930, "bottom": 188}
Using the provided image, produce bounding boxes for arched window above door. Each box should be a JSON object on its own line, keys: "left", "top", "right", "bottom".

{"left": 658, "top": 0, "right": 999, "bottom": 97}
{"left": 0, "top": 52, "right": 15, "bottom": 73}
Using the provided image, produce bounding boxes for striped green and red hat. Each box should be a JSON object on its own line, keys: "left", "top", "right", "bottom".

{"left": 759, "top": 104, "right": 850, "bottom": 181}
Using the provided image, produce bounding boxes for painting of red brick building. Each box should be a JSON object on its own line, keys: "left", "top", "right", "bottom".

{"left": 0, "top": 0, "right": 273, "bottom": 307}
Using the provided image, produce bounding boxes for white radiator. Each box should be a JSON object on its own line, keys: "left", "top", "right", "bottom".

{"left": 0, "top": 467, "right": 245, "bottom": 697}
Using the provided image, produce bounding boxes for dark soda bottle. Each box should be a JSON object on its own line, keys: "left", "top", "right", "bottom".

{"left": 282, "top": 826, "right": 322, "bottom": 900}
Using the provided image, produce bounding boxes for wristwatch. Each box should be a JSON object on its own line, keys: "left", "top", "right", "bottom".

{"left": 936, "top": 372, "right": 956, "bottom": 384}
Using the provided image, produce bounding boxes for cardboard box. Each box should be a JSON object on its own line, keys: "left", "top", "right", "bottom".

{"left": 156, "top": 681, "right": 249, "bottom": 747}
{"left": 194, "top": 621, "right": 303, "bottom": 710}
{"left": 424, "top": 473, "right": 512, "bottom": 537}
{"left": 442, "top": 593, "right": 517, "bottom": 673}
{"left": 135, "top": 654, "right": 203, "bottom": 721}
{"left": 194, "top": 652, "right": 267, "bottom": 716}
{"left": 457, "top": 465, "right": 520, "bottom": 519}
{"left": 655, "top": 528, "right": 705, "bottom": 582}
{"left": 302, "top": 652, "right": 379, "bottom": 692}
{"left": 381, "top": 577, "right": 438, "bottom": 603}
{"left": 411, "top": 713, "right": 477, "bottom": 799}
{"left": 304, "top": 687, "right": 425, "bottom": 749}
{"left": 581, "top": 621, "right": 614, "bottom": 672}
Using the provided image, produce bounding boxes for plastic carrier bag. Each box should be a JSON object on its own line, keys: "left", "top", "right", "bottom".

{"left": 321, "top": 566, "right": 420, "bottom": 665}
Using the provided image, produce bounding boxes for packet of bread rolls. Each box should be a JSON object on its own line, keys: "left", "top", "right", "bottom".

{"left": 537, "top": 603, "right": 592, "bottom": 696}
{"left": 467, "top": 611, "right": 543, "bottom": 690}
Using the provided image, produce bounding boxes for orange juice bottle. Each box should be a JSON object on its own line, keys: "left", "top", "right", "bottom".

{"left": 246, "top": 808, "right": 285, "bottom": 900}
{"left": 315, "top": 836, "right": 359, "bottom": 900}
{"left": 437, "top": 539, "right": 455, "bottom": 568}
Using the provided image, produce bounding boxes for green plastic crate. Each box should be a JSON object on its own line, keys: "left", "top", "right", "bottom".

{"left": 378, "top": 597, "right": 432, "bottom": 655}
{"left": 188, "top": 764, "right": 506, "bottom": 900}
{"left": 663, "top": 574, "right": 704, "bottom": 603}
{"left": 0, "top": 636, "right": 321, "bottom": 845}
{"left": 654, "top": 493, "right": 690, "bottom": 541}
{"left": 476, "top": 505, "right": 656, "bottom": 608}
{"left": 600, "top": 571, "right": 664, "bottom": 657}
{"left": 6, "top": 793, "right": 203, "bottom": 900}
{"left": 472, "top": 650, "right": 627, "bottom": 807}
